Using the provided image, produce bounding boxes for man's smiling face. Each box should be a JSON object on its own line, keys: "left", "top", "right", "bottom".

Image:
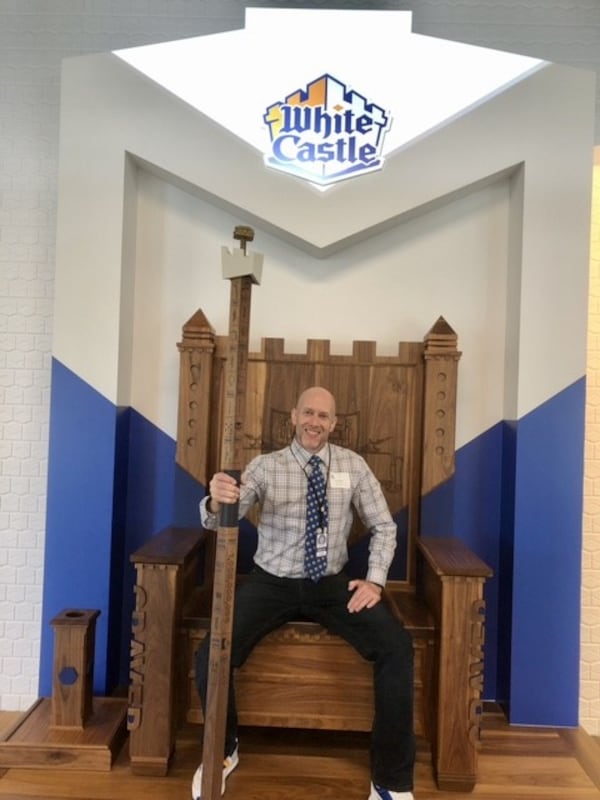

{"left": 291, "top": 387, "right": 337, "bottom": 453}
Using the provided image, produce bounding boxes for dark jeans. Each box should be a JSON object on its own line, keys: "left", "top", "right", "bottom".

{"left": 196, "top": 566, "right": 415, "bottom": 792}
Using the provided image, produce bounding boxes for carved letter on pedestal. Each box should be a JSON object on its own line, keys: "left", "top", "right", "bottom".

{"left": 127, "top": 584, "right": 147, "bottom": 731}
{"left": 468, "top": 599, "right": 486, "bottom": 747}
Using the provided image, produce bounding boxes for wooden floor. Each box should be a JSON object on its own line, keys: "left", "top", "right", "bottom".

{"left": 1, "top": 710, "right": 600, "bottom": 799}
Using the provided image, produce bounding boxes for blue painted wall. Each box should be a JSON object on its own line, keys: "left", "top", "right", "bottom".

{"left": 42, "top": 360, "right": 121, "bottom": 695}
{"left": 43, "top": 360, "right": 205, "bottom": 694}
{"left": 509, "top": 379, "right": 585, "bottom": 725}
{"left": 453, "top": 423, "right": 504, "bottom": 700}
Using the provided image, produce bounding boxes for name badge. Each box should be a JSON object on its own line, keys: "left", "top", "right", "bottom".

{"left": 330, "top": 472, "right": 350, "bottom": 489}
{"left": 316, "top": 530, "right": 328, "bottom": 558}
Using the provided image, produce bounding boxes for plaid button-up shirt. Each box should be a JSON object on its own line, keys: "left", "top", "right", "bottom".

{"left": 200, "top": 439, "right": 397, "bottom": 587}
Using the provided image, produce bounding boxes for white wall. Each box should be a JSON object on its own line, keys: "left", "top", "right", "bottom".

{"left": 131, "top": 168, "right": 512, "bottom": 449}
{"left": 54, "top": 52, "right": 594, "bottom": 440}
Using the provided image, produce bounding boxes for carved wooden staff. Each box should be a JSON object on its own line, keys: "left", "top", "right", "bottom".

{"left": 201, "top": 226, "right": 262, "bottom": 800}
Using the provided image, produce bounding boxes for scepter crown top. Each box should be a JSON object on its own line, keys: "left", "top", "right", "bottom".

{"left": 222, "top": 225, "right": 263, "bottom": 284}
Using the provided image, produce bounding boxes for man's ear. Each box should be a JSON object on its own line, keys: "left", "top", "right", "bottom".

{"left": 330, "top": 415, "right": 337, "bottom": 432}
{"left": 290, "top": 408, "right": 298, "bottom": 426}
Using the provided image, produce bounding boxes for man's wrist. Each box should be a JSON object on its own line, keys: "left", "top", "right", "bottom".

{"left": 366, "top": 571, "right": 386, "bottom": 589}
{"left": 206, "top": 494, "right": 218, "bottom": 514}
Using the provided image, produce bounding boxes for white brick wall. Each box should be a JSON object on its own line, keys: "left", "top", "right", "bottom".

{"left": 1, "top": 2, "right": 599, "bottom": 729}
{"left": 0, "top": 3, "right": 57, "bottom": 708}
{"left": 582, "top": 154, "right": 600, "bottom": 736}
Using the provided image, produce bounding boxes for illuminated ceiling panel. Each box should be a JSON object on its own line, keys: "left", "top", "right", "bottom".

{"left": 114, "top": 8, "right": 544, "bottom": 169}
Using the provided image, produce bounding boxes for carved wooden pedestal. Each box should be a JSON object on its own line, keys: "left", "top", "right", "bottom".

{"left": 0, "top": 608, "right": 127, "bottom": 771}
{"left": 50, "top": 608, "right": 99, "bottom": 730}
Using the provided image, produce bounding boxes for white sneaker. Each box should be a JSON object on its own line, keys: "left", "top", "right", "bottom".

{"left": 191, "top": 743, "right": 239, "bottom": 799}
{"left": 368, "top": 782, "right": 414, "bottom": 800}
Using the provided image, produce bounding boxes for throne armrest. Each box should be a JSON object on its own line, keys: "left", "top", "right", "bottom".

{"left": 128, "top": 527, "right": 206, "bottom": 775}
{"left": 131, "top": 526, "right": 206, "bottom": 565}
{"left": 415, "top": 536, "right": 493, "bottom": 792}
{"left": 417, "top": 536, "right": 493, "bottom": 580}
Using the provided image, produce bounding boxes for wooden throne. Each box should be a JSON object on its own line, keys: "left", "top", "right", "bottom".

{"left": 127, "top": 311, "right": 492, "bottom": 792}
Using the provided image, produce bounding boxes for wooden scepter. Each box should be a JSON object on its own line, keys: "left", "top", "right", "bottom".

{"left": 201, "top": 226, "right": 263, "bottom": 800}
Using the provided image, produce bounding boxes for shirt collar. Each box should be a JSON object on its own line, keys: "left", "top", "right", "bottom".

{"left": 291, "top": 438, "right": 329, "bottom": 466}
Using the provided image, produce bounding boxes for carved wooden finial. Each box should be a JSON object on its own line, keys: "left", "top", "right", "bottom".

{"left": 424, "top": 316, "right": 459, "bottom": 356}
{"left": 179, "top": 308, "right": 216, "bottom": 346}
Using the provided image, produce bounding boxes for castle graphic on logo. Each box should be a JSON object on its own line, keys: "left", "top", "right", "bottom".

{"left": 263, "top": 74, "right": 392, "bottom": 186}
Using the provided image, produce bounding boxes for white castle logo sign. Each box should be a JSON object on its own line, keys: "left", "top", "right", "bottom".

{"left": 263, "top": 73, "right": 392, "bottom": 186}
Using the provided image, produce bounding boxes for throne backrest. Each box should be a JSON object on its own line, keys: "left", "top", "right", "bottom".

{"left": 176, "top": 311, "right": 460, "bottom": 588}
